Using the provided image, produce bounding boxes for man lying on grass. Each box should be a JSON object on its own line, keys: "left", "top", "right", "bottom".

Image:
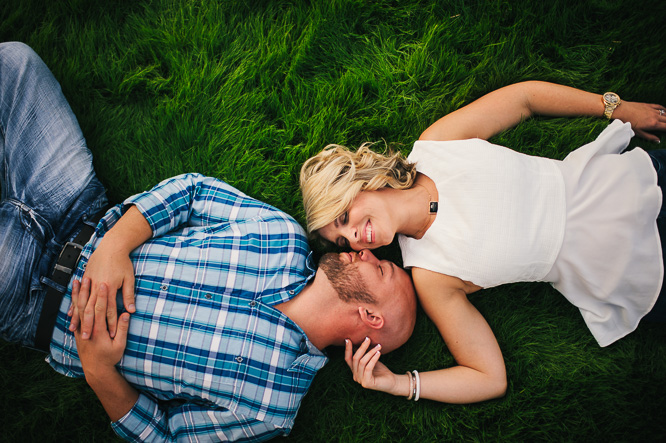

{"left": 0, "top": 42, "right": 416, "bottom": 442}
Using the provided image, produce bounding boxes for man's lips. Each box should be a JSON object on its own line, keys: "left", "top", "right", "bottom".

{"left": 341, "top": 251, "right": 355, "bottom": 263}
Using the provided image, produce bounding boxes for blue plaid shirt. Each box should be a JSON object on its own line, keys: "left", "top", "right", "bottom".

{"left": 46, "top": 173, "right": 327, "bottom": 442}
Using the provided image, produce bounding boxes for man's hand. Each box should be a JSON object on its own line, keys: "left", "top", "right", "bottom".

{"left": 68, "top": 205, "right": 151, "bottom": 338}
{"left": 69, "top": 245, "right": 135, "bottom": 339}
{"left": 73, "top": 279, "right": 130, "bottom": 372}
{"left": 72, "top": 279, "right": 139, "bottom": 421}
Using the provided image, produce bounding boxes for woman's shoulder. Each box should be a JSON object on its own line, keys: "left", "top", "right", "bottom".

{"left": 410, "top": 137, "right": 501, "bottom": 160}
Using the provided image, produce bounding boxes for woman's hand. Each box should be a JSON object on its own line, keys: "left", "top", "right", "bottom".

{"left": 345, "top": 337, "right": 405, "bottom": 396}
{"left": 613, "top": 101, "right": 666, "bottom": 143}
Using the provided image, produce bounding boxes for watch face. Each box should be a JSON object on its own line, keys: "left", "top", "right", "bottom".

{"left": 604, "top": 92, "right": 619, "bottom": 104}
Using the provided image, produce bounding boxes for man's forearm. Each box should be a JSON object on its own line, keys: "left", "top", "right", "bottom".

{"left": 101, "top": 205, "right": 152, "bottom": 254}
{"left": 86, "top": 365, "right": 139, "bottom": 422}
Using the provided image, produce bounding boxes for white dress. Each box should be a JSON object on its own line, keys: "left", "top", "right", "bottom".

{"left": 399, "top": 120, "right": 663, "bottom": 347}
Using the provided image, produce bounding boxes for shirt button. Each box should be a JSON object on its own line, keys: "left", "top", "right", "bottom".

{"left": 288, "top": 290, "right": 295, "bottom": 295}
{"left": 160, "top": 284, "right": 168, "bottom": 291}
{"left": 82, "top": 263, "right": 87, "bottom": 269}
{"left": 205, "top": 293, "right": 212, "bottom": 300}
{"left": 249, "top": 300, "right": 256, "bottom": 307}
{"left": 235, "top": 356, "right": 243, "bottom": 363}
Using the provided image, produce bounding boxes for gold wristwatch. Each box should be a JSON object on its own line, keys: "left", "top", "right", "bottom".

{"left": 602, "top": 92, "right": 621, "bottom": 119}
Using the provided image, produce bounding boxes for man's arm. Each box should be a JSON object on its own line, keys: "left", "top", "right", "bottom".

{"left": 73, "top": 279, "right": 284, "bottom": 442}
{"left": 73, "top": 280, "right": 138, "bottom": 420}
{"left": 123, "top": 173, "right": 258, "bottom": 234}
{"left": 419, "top": 81, "right": 666, "bottom": 142}
{"left": 72, "top": 173, "right": 251, "bottom": 338}
{"left": 70, "top": 205, "right": 151, "bottom": 338}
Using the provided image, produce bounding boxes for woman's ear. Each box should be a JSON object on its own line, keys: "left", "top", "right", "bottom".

{"left": 358, "top": 306, "right": 384, "bottom": 329}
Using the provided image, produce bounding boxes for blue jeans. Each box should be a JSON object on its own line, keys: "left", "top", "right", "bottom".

{"left": 0, "top": 42, "right": 108, "bottom": 348}
{"left": 643, "top": 150, "right": 666, "bottom": 322}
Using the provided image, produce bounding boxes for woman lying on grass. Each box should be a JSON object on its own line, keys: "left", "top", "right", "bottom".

{"left": 300, "top": 81, "right": 666, "bottom": 403}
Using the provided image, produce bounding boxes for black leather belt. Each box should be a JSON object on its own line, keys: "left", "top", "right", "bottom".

{"left": 34, "top": 207, "right": 109, "bottom": 352}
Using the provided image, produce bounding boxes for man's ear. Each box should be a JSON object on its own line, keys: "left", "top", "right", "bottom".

{"left": 358, "top": 306, "right": 384, "bottom": 329}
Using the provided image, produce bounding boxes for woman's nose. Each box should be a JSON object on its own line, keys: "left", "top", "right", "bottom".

{"left": 344, "top": 225, "right": 359, "bottom": 244}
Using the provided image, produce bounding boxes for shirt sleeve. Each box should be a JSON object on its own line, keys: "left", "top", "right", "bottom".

{"left": 122, "top": 173, "right": 260, "bottom": 238}
{"left": 111, "top": 393, "right": 284, "bottom": 442}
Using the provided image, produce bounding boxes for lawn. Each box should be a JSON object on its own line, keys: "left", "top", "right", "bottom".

{"left": 1, "top": 0, "right": 665, "bottom": 441}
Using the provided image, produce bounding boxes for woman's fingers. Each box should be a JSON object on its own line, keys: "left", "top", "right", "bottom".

{"left": 362, "top": 347, "right": 382, "bottom": 383}
{"left": 344, "top": 339, "right": 353, "bottom": 368}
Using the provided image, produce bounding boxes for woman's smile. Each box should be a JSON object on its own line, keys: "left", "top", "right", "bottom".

{"left": 365, "top": 220, "right": 374, "bottom": 243}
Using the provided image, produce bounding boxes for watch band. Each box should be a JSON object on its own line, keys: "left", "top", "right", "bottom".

{"left": 602, "top": 92, "right": 621, "bottom": 119}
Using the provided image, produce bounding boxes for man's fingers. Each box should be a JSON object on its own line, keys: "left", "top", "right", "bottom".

{"left": 94, "top": 283, "right": 109, "bottom": 334}
{"left": 79, "top": 278, "right": 96, "bottom": 339}
{"left": 123, "top": 278, "right": 136, "bottom": 313}
{"left": 68, "top": 280, "right": 81, "bottom": 331}
{"left": 113, "top": 312, "right": 131, "bottom": 349}
{"left": 106, "top": 285, "right": 119, "bottom": 338}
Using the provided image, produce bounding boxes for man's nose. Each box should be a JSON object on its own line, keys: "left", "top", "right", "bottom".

{"left": 358, "top": 249, "right": 378, "bottom": 263}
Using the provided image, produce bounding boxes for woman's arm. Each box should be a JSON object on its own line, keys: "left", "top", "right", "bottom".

{"left": 346, "top": 269, "right": 506, "bottom": 404}
{"left": 420, "top": 81, "right": 666, "bottom": 142}
{"left": 411, "top": 269, "right": 507, "bottom": 403}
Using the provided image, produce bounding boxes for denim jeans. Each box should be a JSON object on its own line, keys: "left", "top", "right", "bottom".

{"left": 0, "top": 42, "right": 107, "bottom": 348}
{"left": 643, "top": 150, "right": 666, "bottom": 322}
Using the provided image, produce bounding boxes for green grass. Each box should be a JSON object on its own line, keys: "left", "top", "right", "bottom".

{"left": 1, "top": 0, "right": 665, "bottom": 441}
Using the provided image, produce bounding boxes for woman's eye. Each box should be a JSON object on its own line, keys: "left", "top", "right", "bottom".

{"left": 342, "top": 212, "right": 348, "bottom": 225}
{"left": 379, "top": 265, "right": 384, "bottom": 276}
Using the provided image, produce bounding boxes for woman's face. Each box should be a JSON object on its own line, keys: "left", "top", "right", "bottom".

{"left": 318, "top": 189, "right": 396, "bottom": 251}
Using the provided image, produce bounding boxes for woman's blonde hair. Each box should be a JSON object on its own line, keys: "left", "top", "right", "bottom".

{"left": 300, "top": 143, "right": 417, "bottom": 234}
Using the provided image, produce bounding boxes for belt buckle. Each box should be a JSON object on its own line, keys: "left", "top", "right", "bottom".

{"left": 53, "top": 241, "right": 84, "bottom": 275}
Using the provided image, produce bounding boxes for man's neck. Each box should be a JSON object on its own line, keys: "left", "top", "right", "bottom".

{"left": 274, "top": 281, "right": 340, "bottom": 351}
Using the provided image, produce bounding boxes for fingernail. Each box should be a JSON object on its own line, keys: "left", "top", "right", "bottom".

{"left": 364, "top": 337, "right": 370, "bottom": 342}
{"left": 345, "top": 339, "right": 350, "bottom": 345}
{"left": 129, "top": 304, "right": 136, "bottom": 311}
